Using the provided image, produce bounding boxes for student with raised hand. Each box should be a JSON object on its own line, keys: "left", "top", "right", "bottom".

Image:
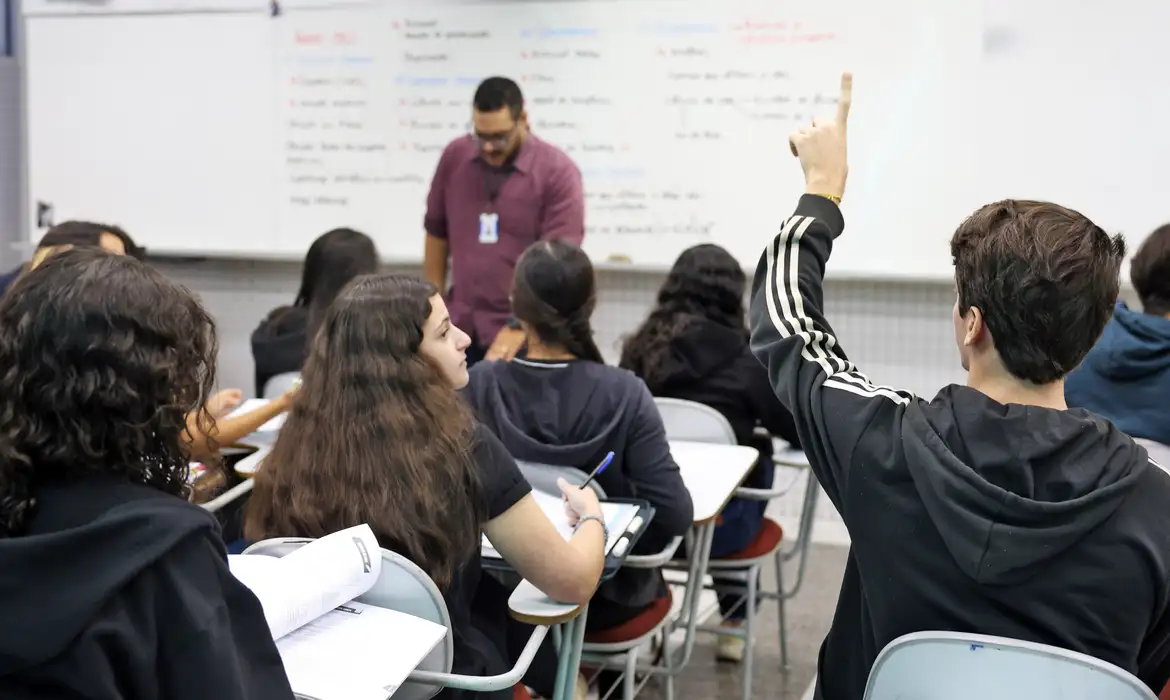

{"left": 750, "top": 73, "right": 1170, "bottom": 699}
{"left": 251, "top": 227, "right": 378, "bottom": 396}
{"left": 244, "top": 274, "right": 605, "bottom": 700}
{"left": 1066, "top": 223, "right": 1170, "bottom": 446}
{"left": 619, "top": 242, "right": 799, "bottom": 662}
{"left": 0, "top": 248, "right": 293, "bottom": 700}
{"left": 465, "top": 240, "right": 694, "bottom": 637}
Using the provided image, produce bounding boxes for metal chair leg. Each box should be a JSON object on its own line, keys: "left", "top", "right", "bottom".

{"left": 623, "top": 646, "right": 639, "bottom": 700}
{"left": 742, "top": 565, "right": 758, "bottom": 700}
{"left": 775, "top": 551, "right": 789, "bottom": 669}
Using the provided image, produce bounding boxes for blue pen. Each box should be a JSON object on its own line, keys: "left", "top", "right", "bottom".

{"left": 579, "top": 451, "right": 615, "bottom": 490}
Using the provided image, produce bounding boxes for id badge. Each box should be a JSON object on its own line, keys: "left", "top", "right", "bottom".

{"left": 479, "top": 212, "right": 500, "bottom": 244}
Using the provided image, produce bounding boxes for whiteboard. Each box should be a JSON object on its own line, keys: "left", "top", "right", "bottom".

{"left": 24, "top": 9, "right": 277, "bottom": 256}
{"left": 23, "top": 0, "right": 1170, "bottom": 277}
{"left": 271, "top": 0, "right": 984, "bottom": 273}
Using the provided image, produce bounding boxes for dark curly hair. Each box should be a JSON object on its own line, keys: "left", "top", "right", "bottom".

{"left": 0, "top": 247, "right": 218, "bottom": 536}
{"left": 619, "top": 244, "right": 746, "bottom": 392}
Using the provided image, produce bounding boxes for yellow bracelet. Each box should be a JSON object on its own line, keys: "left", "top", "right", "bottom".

{"left": 814, "top": 193, "right": 842, "bottom": 205}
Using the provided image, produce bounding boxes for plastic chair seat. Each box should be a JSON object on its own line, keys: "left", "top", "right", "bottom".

{"left": 712, "top": 519, "right": 784, "bottom": 563}
{"left": 584, "top": 591, "right": 673, "bottom": 645}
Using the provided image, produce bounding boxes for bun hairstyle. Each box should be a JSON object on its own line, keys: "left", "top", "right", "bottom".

{"left": 511, "top": 240, "right": 604, "bottom": 363}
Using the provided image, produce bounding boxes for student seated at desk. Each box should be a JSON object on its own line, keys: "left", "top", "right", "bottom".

{"left": 0, "top": 248, "right": 294, "bottom": 700}
{"left": 1066, "top": 223, "right": 1170, "bottom": 445}
{"left": 750, "top": 74, "right": 1170, "bottom": 700}
{"left": 244, "top": 274, "right": 605, "bottom": 700}
{"left": 0, "top": 220, "right": 142, "bottom": 297}
{"left": 619, "top": 243, "right": 800, "bottom": 662}
{"left": 251, "top": 227, "right": 378, "bottom": 396}
{"left": 465, "top": 240, "right": 694, "bottom": 637}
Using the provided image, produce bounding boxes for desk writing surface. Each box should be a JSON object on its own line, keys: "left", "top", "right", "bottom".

{"left": 668, "top": 440, "right": 758, "bottom": 524}
{"left": 508, "top": 578, "right": 584, "bottom": 626}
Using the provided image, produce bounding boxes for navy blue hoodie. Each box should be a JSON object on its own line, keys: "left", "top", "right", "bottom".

{"left": 1066, "top": 302, "right": 1170, "bottom": 444}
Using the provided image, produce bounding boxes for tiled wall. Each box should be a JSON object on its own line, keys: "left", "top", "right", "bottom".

{"left": 156, "top": 256, "right": 975, "bottom": 545}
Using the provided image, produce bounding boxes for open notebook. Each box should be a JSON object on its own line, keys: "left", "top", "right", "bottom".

{"left": 229, "top": 525, "right": 446, "bottom": 700}
{"left": 481, "top": 490, "right": 640, "bottom": 559}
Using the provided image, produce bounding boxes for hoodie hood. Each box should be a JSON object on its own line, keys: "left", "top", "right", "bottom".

{"left": 652, "top": 318, "right": 750, "bottom": 391}
{"left": 466, "top": 359, "right": 641, "bottom": 468}
{"left": 251, "top": 306, "right": 309, "bottom": 392}
{"left": 1082, "top": 302, "right": 1170, "bottom": 381}
{"left": 0, "top": 479, "right": 215, "bottom": 675}
{"left": 902, "top": 385, "right": 1147, "bottom": 586}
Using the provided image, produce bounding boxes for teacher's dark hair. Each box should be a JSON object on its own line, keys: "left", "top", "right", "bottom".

{"left": 473, "top": 76, "right": 524, "bottom": 119}
{"left": 294, "top": 228, "right": 379, "bottom": 345}
{"left": 246, "top": 274, "right": 484, "bottom": 587}
{"left": 620, "top": 244, "right": 746, "bottom": 392}
{"left": 512, "top": 240, "right": 604, "bottom": 363}
{"left": 0, "top": 248, "right": 218, "bottom": 536}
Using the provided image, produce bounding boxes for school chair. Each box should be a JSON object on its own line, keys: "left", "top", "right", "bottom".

{"left": 653, "top": 397, "right": 819, "bottom": 700}
{"left": 1136, "top": 438, "right": 1170, "bottom": 469}
{"left": 242, "top": 538, "right": 554, "bottom": 700}
{"left": 864, "top": 631, "right": 1157, "bottom": 700}
{"left": 263, "top": 371, "right": 302, "bottom": 400}
{"left": 199, "top": 478, "right": 254, "bottom": 514}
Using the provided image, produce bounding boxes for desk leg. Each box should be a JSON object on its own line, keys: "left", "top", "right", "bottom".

{"left": 552, "top": 604, "right": 589, "bottom": 700}
{"left": 667, "top": 522, "right": 715, "bottom": 672}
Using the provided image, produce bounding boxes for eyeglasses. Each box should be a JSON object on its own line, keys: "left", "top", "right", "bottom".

{"left": 470, "top": 124, "right": 517, "bottom": 149}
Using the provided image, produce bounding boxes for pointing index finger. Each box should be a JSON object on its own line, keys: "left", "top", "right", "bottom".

{"left": 836, "top": 72, "right": 853, "bottom": 126}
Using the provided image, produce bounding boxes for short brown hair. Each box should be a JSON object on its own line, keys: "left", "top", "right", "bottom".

{"left": 950, "top": 200, "right": 1125, "bottom": 384}
{"left": 1130, "top": 224, "right": 1170, "bottom": 316}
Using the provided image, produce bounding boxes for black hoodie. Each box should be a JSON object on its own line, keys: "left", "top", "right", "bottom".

{"left": 631, "top": 317, "right": 801, "bottom": 483}
{"left": 251, "top": 306, "right": 309, "bottom": 396}
{"left": 0, "top": 476, "right": 295, "bottom": 700}
{"left": 464, "top": 358, "right": 694, "bottom": 612}
{"left": 749, "top": 195, "right": 1170, "bottom": 699}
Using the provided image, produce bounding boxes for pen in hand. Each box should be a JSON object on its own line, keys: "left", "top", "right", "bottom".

{"left": 580, "top": 451, "right": 615, "bottom": 491}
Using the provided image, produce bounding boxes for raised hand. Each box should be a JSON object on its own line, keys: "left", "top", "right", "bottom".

{"left": 788, "top": 72, "right": 852, "bottom": 200}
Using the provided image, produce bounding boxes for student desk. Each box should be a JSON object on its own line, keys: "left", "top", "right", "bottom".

{"left": 578, "top": 441, "right": 757, "bottom": 684}
{"left": 509, "top": 580, "right": 589, "bottom": 700}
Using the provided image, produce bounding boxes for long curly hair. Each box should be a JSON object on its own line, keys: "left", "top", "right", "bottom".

{"left": 619, "top": 244, "right": 747, "bottom": 392}
{"left": 0, "top": 248, "right": 218, "bottom": 536}
{"left": 511, "top": 240, "right": 605, "bottom": 363}
{"left": 245, "top": 274, "right": 485, "bottom": 587}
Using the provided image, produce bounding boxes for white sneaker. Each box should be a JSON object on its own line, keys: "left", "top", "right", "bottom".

{"left": 574, "top": 673, "right": 589, "bottom": 700}
{"left": 716, "top": 622, "right": 746, "bottom": 663}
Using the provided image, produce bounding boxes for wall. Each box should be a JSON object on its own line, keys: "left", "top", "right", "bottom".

{"left": 0, "top": 58, "right": 20, "bottom": 268}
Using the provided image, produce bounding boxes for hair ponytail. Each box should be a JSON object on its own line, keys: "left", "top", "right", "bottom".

{"left": 512, "top": 241, "right": 604, "bottom": 363}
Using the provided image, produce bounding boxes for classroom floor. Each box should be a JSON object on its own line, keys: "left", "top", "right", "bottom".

{"left": 626, "top": 543, "right": 849, "bottom": 700}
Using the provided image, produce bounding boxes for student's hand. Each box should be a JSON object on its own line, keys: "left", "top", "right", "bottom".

{"left": 205, "top": 389, "right": 243, "bottom": 418}
{"left": 789, "top": 72, "right": 852, "bottom": 200}
{"left": 274, "top": 382, "right": 301, "bottom": 412}
{"left": 558, "top": 477, "right": 602, "bottom": 527}
{"left": 486, "top": 326, "right": 526, "bottom": 362}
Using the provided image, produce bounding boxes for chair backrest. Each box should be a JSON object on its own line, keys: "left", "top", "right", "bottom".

{"left": 654, "top": 397, "right": 736, "bottom": 445}
{"left": 242, "top": 538, "right": 453, "bottom": 700}
{"left": 1135, "top": 438, "right": 1170, "bottom": 470}
{"left": 516, "top": 460, "right": 607, "bottom": 498}
{"left": 263, "top": 371, "right": 302, "bottom": 399}
{"left": 864, "top": 631, "right": 1157, "bottom": 700}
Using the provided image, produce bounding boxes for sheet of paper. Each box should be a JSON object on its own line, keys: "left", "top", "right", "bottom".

{"left": 482, "top": 492, "right": 639, "bottom": 558}
{"left": 226, "top": 398, "right": 286, "bottom": 432}
{"left": 229, "top": 524, "right": 381, "bottom": 640}
{"left": 277, "top": 601, "right": 446, "bottom": 700}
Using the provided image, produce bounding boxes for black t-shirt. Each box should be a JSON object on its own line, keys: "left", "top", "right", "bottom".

{"left": 439, "top": 424, "right": 530, "bottom": 700}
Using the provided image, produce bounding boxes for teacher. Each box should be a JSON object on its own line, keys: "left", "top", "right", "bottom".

{"left": 423, "top": 76, "right": 584, "bottom": 365}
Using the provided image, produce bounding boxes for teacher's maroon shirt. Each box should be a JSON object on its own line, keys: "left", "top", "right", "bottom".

{"left": 424, "top": 134, "right": 584, "bottom": 345}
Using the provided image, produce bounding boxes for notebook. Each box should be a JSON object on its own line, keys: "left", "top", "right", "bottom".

{"left": 481, "top": 490, "right": 641, "bottom": 558}
{"left": 229, "top": 525, "right": 446, "bottom": 700}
